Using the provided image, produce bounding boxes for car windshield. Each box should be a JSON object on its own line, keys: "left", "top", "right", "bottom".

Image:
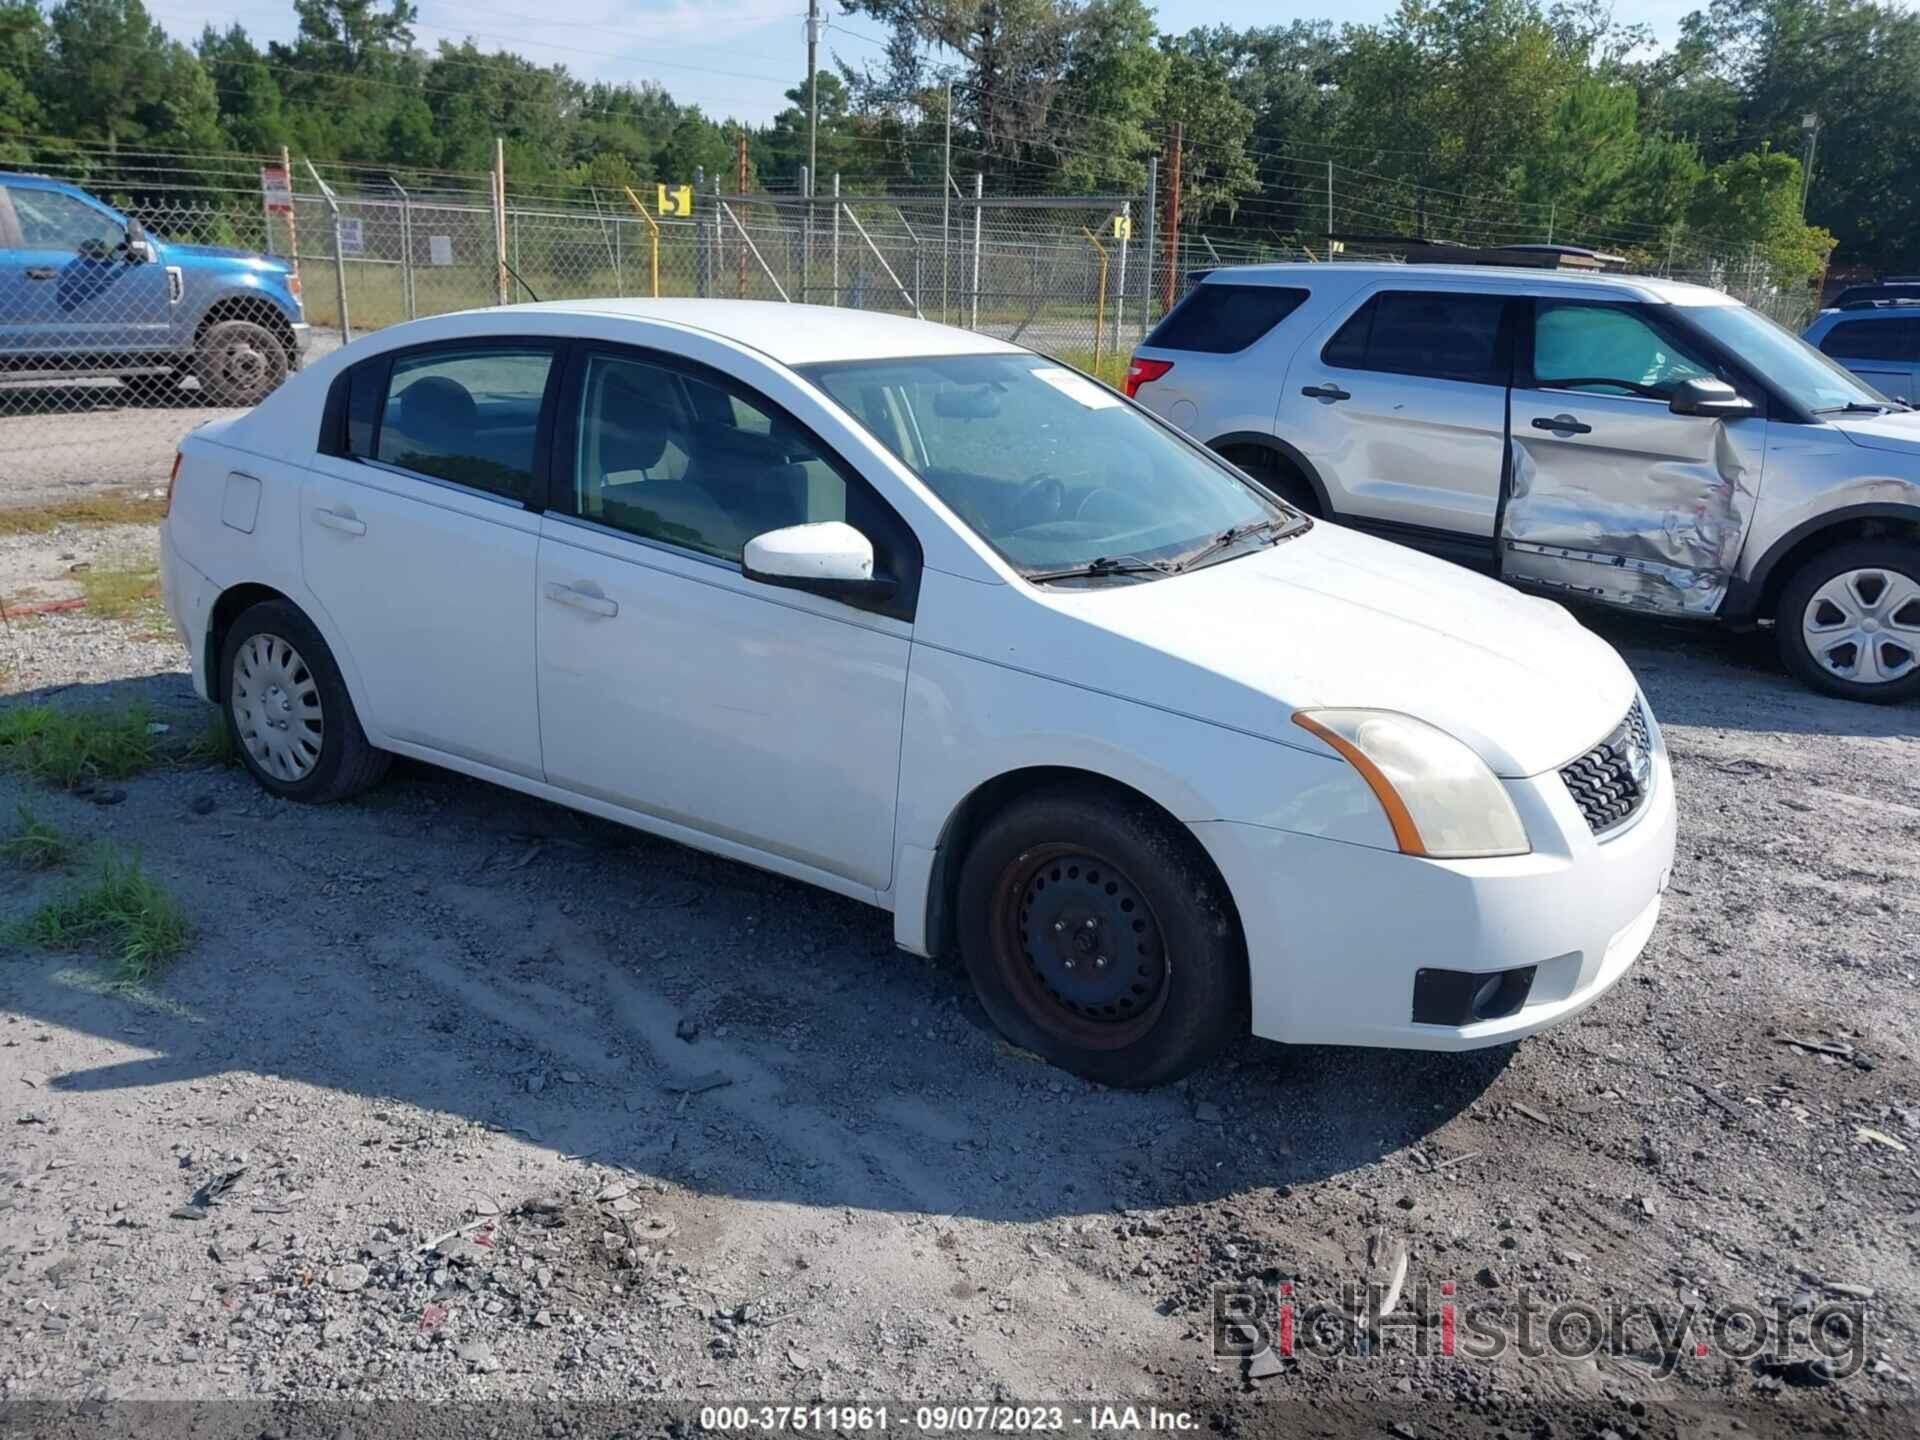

{"left": 800, "top": 353, "right": 1298, "bottom": 579}
{"left": 1683, "top": 302, "right": 1894, "bottom": 413}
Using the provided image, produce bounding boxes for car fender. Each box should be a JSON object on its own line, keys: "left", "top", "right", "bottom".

{"left": 1727, "top": 496, "right": 1920, "bottom": 622}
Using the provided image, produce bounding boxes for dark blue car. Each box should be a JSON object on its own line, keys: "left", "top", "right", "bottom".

{"left": 0, "top": 171, "right": 309, "bottom": 405}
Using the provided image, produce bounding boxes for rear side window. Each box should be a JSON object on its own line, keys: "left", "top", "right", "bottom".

{"left": 1820, "top": 318, "right": 1919, "bottom": 362}
{"left": 1144, "top": 284, "right": 1309, "bottom": 353}
{"left": 1323, "top": 291, "right": 1510, "bottom": 385}
{"left": 374, "top": 348, "right": 555, "bottom": 501}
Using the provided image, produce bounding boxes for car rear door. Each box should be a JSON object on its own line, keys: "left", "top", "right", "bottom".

{"left": 1281, "top": 287, "right": 1517, "bottom": 543}
{"left": 1500, "top": 299, "right": 1766, "bottom": 616}
{"left": 534, "top": 344, "right": 915, "bottom": 893}
{"left": 301, "top": 339, "right": 557, "bottom": 778}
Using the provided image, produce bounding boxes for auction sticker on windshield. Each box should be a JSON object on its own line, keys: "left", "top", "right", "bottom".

{"left": 1029, "top": 365, "right": 1120, "bottom": 408}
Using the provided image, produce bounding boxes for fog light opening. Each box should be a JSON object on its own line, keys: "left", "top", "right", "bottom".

{"left": 1411, "top": 965, "right": 1538, "bottom": 1026}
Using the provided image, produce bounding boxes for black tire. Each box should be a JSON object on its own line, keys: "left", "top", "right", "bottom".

{"left": 1775, "top": 540, "right": 1920, "bottom": 704}
{"left": 956, "top": 785, "right": 1244, "bottom": 1088}
{"left": 220, "top": 600, "right": 390, "bottom": 803}
{"left": 194, "top": 319, "right": 289, "bottom": 406}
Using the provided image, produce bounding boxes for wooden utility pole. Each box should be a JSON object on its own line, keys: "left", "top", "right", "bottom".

{"left": 492, "top": 138, "right": 508, "bottom": 306}
{"left": 1160, "top": 122, "right": 1182, "bottom": 314}
{"left": 737, "top": 132, "right": 749, "bottom": 298}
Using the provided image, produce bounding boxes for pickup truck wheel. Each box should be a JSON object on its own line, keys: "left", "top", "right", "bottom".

{"left": 1776, "top": 540, "right": 1920, "bottom": 703}
{"left": 221, "top": 600, "right": 390, "bottom": 802}
{"left": 195, "top": 319, "right": 289, "bottom": 406}
{"left": 956, "top": 786, "right": 1244, "bottom": 1088}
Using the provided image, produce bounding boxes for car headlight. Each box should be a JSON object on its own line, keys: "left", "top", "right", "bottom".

{"left": 1292, "top": 709, "right": 1530, "bottom": 859}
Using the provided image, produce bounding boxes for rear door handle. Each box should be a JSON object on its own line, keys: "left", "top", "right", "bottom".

{"left": 1532, "top": 414, "right": 1593, "bottom": 435}
{"left": 24, "top": 267, "right": 56, "bottom": 281}
{"left": 1301, "top": 383, "right": 1351, "bottom": 402}
{"left": 311, "top": 508, "right": 367, "bottom": 536}
{"left": 543, "top": 581, "right": 618, "bottom": 618}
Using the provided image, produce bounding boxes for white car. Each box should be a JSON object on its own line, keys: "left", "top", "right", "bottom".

{"left": 160, "top": 300, "right": 1676, "bottom": 1087}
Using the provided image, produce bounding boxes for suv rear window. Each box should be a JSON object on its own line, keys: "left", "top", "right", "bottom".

{"left": 1820, "top": 318, "right": 1920, "bottom": 362}
{"left": 1143, "top": 284, "right": 1308, "bottom": 353}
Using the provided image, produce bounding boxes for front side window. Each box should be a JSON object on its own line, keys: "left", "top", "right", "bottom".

{"left": 1323, "top": 290, "right": 1510, "bottom": 385}
{"left": 802, "top": 353, "right": 1298, "bottom": 579}
{"left": 1532, "top": 302, "right": 1716, "bottom": 399}
{"left": 374, "top": 348, "right": 554, "bottom": 500}
{"left": 570, "top": 352, "right": 850, "bottom": 562}
{"left": 6, "top": 187, "right": 125, "bottom": 253}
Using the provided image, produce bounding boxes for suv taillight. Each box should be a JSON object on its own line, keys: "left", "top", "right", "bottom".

{"left": 165, "top": 452, "right": 182, "bottom": 517}
{"left": 1125, "top": 356, "right": 1173, "bottom": 398}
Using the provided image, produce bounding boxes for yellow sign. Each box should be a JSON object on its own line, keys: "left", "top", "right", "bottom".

{"left": 1110, "top": 215, "right": 1133, "bottom": 241}
{"left": 657, "top": 184, "right": 693, "bottom": 217}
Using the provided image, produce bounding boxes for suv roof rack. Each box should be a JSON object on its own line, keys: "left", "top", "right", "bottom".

{"left": 1328, "top": 234, "right": 1629, "bottom": 271}
{"left": 1831, "top": 282, "right": 1920, "bottom": 308}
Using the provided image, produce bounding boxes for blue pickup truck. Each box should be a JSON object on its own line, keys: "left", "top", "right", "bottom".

{"left": 0, "top": 172, "right": 308, "bottom": 406}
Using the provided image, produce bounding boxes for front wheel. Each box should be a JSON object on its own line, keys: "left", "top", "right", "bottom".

{"left": 1776, "top": 541, "right": 1920, "bottom": 703}
{"left": 955, "top": 787, "right": 1244, "bottom": 1088}
{"left": 194, "top": 319, "right": 290, "bottom": 406}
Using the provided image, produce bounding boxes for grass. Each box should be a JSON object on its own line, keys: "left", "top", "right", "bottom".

{"left": 182, "top": 711, "right": 240, "bottom": 768}
{"left": 75, "top": 563, "right": 163, "bottom": 623}
{"left": 0, "top": 703, "right": 158, "bottom": 788}
{"left": 0, "top": 800, "right": 71, "bottom": 870}
{"left": 1049, "top": 346, "right": 1129, "bottom": 389}
{"left": 0, "top": 492, "right": 167, "bottom": 536}
{"left": 8, "top": 844, "right": 190, "bottom": 985}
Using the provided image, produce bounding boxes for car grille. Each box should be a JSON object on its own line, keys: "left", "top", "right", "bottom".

{"left": 1560, "top": 700, "right": 1653, "bottom": 836}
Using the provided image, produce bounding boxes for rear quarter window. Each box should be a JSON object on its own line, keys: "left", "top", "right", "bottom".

{"left": 1143, "top": 284, "right": 1309, "bottom": 353}
{"left": 1819, "top": 318, "right": 1920, "bottom": 362}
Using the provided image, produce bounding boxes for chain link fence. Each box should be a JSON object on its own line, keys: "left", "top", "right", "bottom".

{"left": 2, "top": 152, "right": 1821, "bottom": 497}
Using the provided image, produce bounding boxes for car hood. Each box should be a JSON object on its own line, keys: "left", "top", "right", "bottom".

{"left": 1834, "top": 408, "right": 1920, "bottom": 459}
{"left": 163, "top": 242, "right": 291, "bottom": 271}
{"left": 1044, "top": 523, "right": 1638, "bottom": 778}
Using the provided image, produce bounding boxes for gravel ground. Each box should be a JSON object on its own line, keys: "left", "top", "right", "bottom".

{"left": 1, "top": 548, "right": 1917, "bottom": 1438}
{"left": 0, "top": 329, "right": 346, "bottom": 502}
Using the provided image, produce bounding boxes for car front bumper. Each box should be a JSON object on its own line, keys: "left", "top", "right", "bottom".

{"left": 290, "top": 321, "right": 312, "bottom": 366}
{"left": 1191, "top": 725, "right": 1676, "bottom": 1051}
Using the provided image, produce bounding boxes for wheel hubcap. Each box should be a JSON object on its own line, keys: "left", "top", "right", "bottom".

{"left": 1802, "top": 567, "right": 1920, "bottom": 685}
{"left": 231, "top": 633, "right": 324, "bottom": 781}
{"left": 996, "top": 847, "right": 1169, "bottom": 1049}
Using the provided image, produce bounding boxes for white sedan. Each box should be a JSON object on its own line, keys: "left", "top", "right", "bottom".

{"left": 160, "top": 300, "right": 1675, "bottom": 1087}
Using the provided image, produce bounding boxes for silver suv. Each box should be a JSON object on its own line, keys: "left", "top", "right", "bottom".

{"left": 1127, "top": 263, "right": 1920, "bottom": 703}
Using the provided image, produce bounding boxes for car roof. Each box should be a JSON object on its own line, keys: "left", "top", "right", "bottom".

{"left": 493, "top": 298, "right": 1028, "bottom": 367}
{"left": 1198, "top": 261, "right": 1738, "bottom": 307}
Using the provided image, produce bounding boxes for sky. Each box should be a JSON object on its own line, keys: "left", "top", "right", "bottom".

{"left": 148, "top": 0, "right": 1727, "bottom": 126}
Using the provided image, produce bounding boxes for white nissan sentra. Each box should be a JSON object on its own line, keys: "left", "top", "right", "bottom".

{"left": 160, "top": 300, "right": 1675, "bottom": 1087}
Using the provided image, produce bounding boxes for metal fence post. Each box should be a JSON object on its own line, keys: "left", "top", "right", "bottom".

{"left": 693, "top": 166, "right": 708, "bottom": 297}
{"left": 831, "top": 173, "right": 841, "bottom": 306}
{"left": 302, "top": 160, "right": 351, "bottom": 341}
{"left": 799, "top": 165, "right": 810, "bottom": 304}
{"left": 970, "top": 173, "right": 983, "bottom": 330}
{"left": 1114, "top": 201, "right": 1130, "bottom": 357}
{"left": 389, "top": 174, "right": 416, "bottom": 320}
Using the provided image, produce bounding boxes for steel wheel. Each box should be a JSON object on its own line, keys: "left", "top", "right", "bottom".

{"left": 992, "top": 844, "right": 1171, "bottom": 1050}
{"left": 1800, "top": 566, "right": 1920, "bottom": 686}
{"left": 230, "top": 632, "right": 324, "bottom": 781}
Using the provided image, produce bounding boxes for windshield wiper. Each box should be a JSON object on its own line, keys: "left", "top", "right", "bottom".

{"left": 1816, "top": 401, "right": 1894, "bottom": 414}
{"left": 1024, "top": 555, "right": 1172, "bottom": 584}
{"left": 1173, "top": 516, "right": 1296, "bottom": 572}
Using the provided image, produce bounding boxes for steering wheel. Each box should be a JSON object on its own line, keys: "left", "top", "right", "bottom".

{"left": 1547, "top": 376, "right": 1671, "bottom": 400}
{"left": 1070, "top": 486, "right": 1121, "bottom": 521}
{"left": 1011, "top": 473, "right": 1067, "bottom": 529}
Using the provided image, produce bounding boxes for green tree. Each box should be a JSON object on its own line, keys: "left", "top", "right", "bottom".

{"left": 0, "top": 0, "right": 48, "bottom": 161}
{"left": 1688, "top": 147, "right": 1834, "bottom": 282}
{"left": 43, "top": 0, "right": 225, "bottom": 153}
{"left": 1157, "top": 44, "right": 1257, "bottom": 219}
{"left": 199, "top": 24, "right": 288, "bottom": 154}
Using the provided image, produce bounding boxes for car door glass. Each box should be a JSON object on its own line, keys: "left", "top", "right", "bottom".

{"left": 7, "top": 189, "right": 123, "bottom": 253}
{"left": 1533, "top": 304, "right": 1715, "bottom": 398}
{"left": 1323, "top": 291, "right": 1508, "bottom": 384}
{"left": 572, "top": 353, "right": 847, "bottom": 562}
{"left": 374, "top": 348, "right": 553, "bottom": 501}
{"left": 1819, "top": 318, "right": 1915, "bottom": 363}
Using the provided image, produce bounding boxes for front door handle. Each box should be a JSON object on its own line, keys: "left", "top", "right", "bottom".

{"left": 1301, "top": 383, "right": 1351, "bottom": 402}
{"left": 1532, "top": 414, "right": 1593, "bottom": 435}
{"left": 543, "top": 581, "right": 619, "bottom": 618}
{"left": 24, "top": 267, "right": 56, "bottom": 281}
{"left": 311, "top": 508, "right": 367, "bottom": 536}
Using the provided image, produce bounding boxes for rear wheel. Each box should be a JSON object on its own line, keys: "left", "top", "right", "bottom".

{"left": 221, "top": 600, "right": 389, "bottom": 802}
{"left": 956, "top": 787, "right": 1243, "bottom": 1088}
{"left": 1776, "top": 541, "right": 1920, "bottom": 703}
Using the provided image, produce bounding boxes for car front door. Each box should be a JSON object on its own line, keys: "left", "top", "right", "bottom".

{"left": 1282, "top": 287, "right": 1516, "bottom": 543}
{"left": 1501, "top": 299, "right": 1768, "bottom": 616}
{"left": 301, "top": 341, "right": 557, "bottom": 779}
{"left": 535, "top": 346, "right": 915, "bottom": 893}
{"left": 0, "top": 184, "right": 171, "bottom": 358}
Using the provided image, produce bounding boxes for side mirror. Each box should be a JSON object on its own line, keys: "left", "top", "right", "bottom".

{"left": 742, "top": 521, "right": 894, "bottom": 601}
{"left": 122, "top": 218, "right": 151, "bottom": 264}
{"left": 1670, "top": 377, "right": 1755, "bottom": 418}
